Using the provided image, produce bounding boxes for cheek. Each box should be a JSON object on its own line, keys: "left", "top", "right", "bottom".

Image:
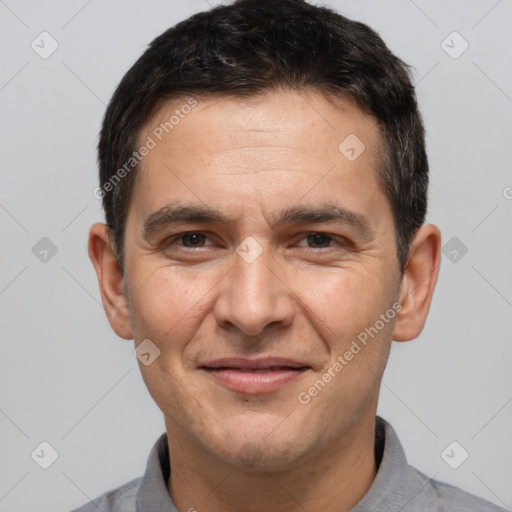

{"left": 126, "top": 263, "right": 219, "bottom": 343}
{"left": 292, "top": 267, "right": 390, "bottom": 343}
{"left": 295, "top": 269, "right": 396, "bottom": 409}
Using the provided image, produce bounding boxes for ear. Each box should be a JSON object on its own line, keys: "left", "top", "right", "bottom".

{"left": 393, "top": 224, "right": 441, "bottom": 342}
{"left": 88, "top": 223, "right": 133, "bottom": 340}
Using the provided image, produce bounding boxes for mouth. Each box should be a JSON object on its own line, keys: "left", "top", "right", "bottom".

{"left": 199, "top": 357, "right": 311, "bottom": 394}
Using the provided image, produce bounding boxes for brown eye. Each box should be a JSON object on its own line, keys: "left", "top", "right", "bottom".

{"left": 180, "top": 233, "right": 207, "bottom": 247}
{"left": 306, "top": 233, "right": 332, "bottom": 248}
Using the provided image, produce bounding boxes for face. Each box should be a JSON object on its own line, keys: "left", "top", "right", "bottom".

{"left": 92, "top": 90, "right": 434, "bottom": 470}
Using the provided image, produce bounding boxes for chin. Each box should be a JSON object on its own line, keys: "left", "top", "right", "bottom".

{"left": 213, "top": 441, "right": 304, "bottom": 471}
{"left": 202, "top": 419, "right": 312, "bottom": 471}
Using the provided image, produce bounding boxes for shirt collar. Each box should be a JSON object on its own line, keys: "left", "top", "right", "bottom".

{"left": 136, "top": 416, "right": 416, "bottom": 511}
{"left": 136, "top": 431, "right": 176, "bottom": 511}
{"left": 351, "top": 416, "right": 423, "bottom": 511}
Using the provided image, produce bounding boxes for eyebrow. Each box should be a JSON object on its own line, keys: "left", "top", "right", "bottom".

{"left": 143, "top": 202, "right": 374, "bottom": 239}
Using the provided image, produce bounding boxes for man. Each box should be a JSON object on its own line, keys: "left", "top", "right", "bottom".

{"left": 76, "top": 0, "right": 505, "bottom": 510}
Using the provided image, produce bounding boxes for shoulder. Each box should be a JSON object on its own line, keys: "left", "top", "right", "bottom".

{"left": 364, "top": 417, "right": 507, "bottom": 512}
{"left": 70, "top": 432, "right": 170, "bottom": 512}
{"left": 70, "top": 477, "right": 140, "bottom": 512}
{"left": 408, "top": 465, "right": 507, "bottom": 512}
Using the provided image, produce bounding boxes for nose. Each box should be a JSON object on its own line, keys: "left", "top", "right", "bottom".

{"left": 212, "top": 246, "right": 295, "bottom": 337}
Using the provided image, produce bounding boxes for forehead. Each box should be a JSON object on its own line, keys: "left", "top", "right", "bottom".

{"left": 132, "top": 90, "right": 388, "bottom": 227}
{"left": 145, "top": 90, "right": 380, "bottom": 163}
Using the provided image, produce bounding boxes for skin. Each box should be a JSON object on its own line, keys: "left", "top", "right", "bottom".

{"left": 89, "top": 90, "right": 441, "bottom": 512}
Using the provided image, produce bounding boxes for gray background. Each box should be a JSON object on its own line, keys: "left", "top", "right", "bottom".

{"left": 1, "top": 0, "right": 511, "bottom": 510}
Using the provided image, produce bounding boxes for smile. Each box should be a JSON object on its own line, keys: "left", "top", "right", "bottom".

{"left": 200, "top": 358, "right": 311, "bottom": 394}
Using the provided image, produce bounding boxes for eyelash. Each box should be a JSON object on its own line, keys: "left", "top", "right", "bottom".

{"left": 163, "top": 231, "right": 348, "bottom": 251}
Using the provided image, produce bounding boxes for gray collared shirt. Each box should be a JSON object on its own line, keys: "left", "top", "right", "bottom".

{"left": 71, "top": 416, "right": 505, "bottom": 511}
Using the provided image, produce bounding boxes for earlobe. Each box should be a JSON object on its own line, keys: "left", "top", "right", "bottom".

{"left": 88, "top": 223, "right": 133, "bottom": 340}
{"left": 393, "top": 224, "right": 441, "bottom": 342}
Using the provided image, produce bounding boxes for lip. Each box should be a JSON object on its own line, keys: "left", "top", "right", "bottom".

{"left": 200, "top": 357, "right": 311, "bottom": 394}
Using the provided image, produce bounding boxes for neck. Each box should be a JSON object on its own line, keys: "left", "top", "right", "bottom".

{"left": 166, "top": 411, "right": 378, "bottom": 512}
